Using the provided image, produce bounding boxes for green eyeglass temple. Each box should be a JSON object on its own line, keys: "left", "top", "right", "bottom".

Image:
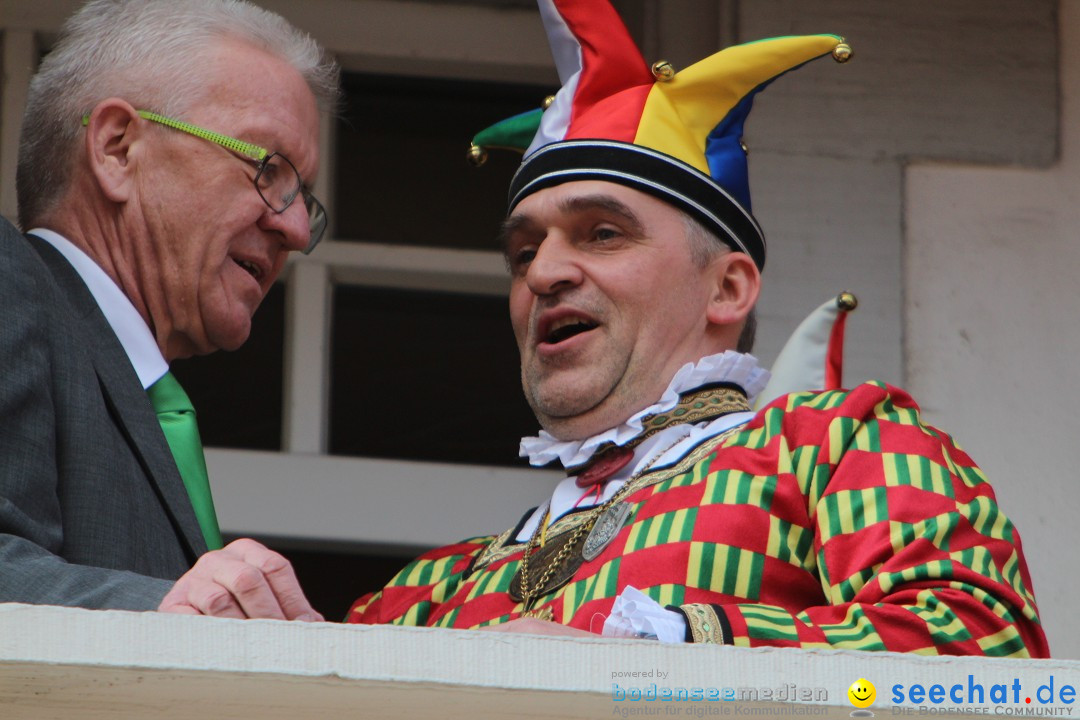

{"left": 136, "top": 110, "right": 270, "bottom": 162}
{"left": 79, "top": 109, "right": 326, "bottom": 254}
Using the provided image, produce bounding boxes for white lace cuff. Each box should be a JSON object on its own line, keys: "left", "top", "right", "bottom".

{"left": 601, "top": 586, "right": 686, "bottom": 643}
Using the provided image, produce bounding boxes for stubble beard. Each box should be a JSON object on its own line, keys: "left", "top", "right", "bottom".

{"left": 522, "top": 347, "right": 634, "bottom": 441}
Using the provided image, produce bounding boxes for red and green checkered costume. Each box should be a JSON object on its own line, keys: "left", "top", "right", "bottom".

{"left": 347, "top": 382, "right": 1048, "bottom": 657}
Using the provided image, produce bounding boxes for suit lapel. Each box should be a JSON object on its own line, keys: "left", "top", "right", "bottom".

{"left": 27, "top": 234, "right": 208, "bottom": 560}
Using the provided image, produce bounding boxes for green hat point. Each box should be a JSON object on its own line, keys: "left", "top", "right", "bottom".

{"left": 467, "top": 107, "right": 545, "bottom": 165}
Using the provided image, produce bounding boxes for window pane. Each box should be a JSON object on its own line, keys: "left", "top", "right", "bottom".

{"left": 171, "top": 283, "right": 285, "bottom": 451}
{"left": 329, "top": 285, "right": 538, "bottom": 466}
{"left": 334, "top": 73, "right": 554, "bottom": 249}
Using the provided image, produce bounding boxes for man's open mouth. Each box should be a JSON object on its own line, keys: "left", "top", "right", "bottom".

{"left": 545, "top": 317, "right": 598, "bottom": 344}
{"left": 233, "top": 258, "right": 264, "bottom": 282}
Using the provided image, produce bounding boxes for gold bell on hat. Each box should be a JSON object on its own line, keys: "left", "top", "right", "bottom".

{"left": 651, "top": 60, "right": 676, "bottom": 81}
{"left": 837, "top": 291, "right": 858, "bottom": 312}
{"left": 832, "top": 42, "right": 853, "bottom": 63}
{"left": 466, "top": 144, "right": 488, "bottom": 167}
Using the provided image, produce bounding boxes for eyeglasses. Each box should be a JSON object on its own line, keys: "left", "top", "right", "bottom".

{"left": 81, "top": 110, "right": 326, "bottom": 253}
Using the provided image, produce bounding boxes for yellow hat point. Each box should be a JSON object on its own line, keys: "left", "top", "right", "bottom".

{"left": 466, "top": 144, "right": 488, "bottom": 167}
{"left": 833, "top": 42, "right": 854, "bottom": 63}
{"left": 651, "top": 60, "right": 676, "bottom": 81}
{"left": 494, "top": 0, "right": 849, "bottom": 272}
{"left": 837, "top": 291, "right": 858, "bottom": 312}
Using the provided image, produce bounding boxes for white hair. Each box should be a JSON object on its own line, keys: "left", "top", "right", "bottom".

{"left": 16, "top": 0, "right": 340, "bottom": 227}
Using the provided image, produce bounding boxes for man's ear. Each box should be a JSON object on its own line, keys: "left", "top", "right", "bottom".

{"left": 705, "top": 251, "right": 761, "bottom": 328}
{"left": 83, "top": 99, "right": 144, "bottom": 203}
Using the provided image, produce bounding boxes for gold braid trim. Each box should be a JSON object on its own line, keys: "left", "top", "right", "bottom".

{"left": 472, "top": 526, "right": 517, "bottom": 570}
{"left": 638, "top": 386, "right": 750, "bottom": 436}
{"left": 566, "top": 386, "right": 749, "bottom": 476}
{"left": 682, "top": 604, "right": 727, "bottom": 644}
{"left": 471, "top": 424, "right": 745, "bottom": 573}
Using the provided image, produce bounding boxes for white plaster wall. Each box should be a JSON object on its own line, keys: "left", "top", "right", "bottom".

{"left": 906, "top": 0, "right": 1080, "bottom": 660}
{"left": 737, "top": 0, "right": 1057, "bottom": 386}
{"left": 750, "top": 154, "right": 904, "bottom": 385}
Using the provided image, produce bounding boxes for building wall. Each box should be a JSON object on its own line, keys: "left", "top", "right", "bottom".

{"left": 742, "top": 0, "right": 1074, "bottom": 656}
{"left": 905, "top": 1, "right": 1079, "bottom": 660}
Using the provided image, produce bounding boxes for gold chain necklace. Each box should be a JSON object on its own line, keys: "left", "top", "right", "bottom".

{"left": 514, "top": 433, "right": 687, "bottom": 620}
{"left": 510, "top": 385, "right": 751, "bottom": 621}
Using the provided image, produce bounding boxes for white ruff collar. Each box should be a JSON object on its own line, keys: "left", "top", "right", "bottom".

{"left": 519, "top": 351, "right": 770, "bottom": 468}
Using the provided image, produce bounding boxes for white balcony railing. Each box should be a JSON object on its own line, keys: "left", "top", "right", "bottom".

{"left": 2, "top": 603, "right": 1078, "bottom": 719}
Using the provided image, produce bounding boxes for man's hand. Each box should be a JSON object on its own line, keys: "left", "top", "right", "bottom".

{"left": 158, "top": 538, "right": 323, "bottom": 621}
{"left": 479, "top": 617, "right": 598, "bottom": 637}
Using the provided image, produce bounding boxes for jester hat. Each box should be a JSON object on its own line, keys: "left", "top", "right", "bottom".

{"left": 471, "top": 0, "right": 851, "bottom": 270}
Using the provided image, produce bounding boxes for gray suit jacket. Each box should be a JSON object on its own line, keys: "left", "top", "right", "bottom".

{"left": 0, "top": 217, "right": 207, "bottom": 610}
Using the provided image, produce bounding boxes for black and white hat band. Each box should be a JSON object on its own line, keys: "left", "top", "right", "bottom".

{"left": 508, "top": 140, "right": 766, "bottom": 270}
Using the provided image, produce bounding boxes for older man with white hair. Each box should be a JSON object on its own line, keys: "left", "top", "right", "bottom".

{"left": 0, "top": 0, "right": 337, "bottom": 618}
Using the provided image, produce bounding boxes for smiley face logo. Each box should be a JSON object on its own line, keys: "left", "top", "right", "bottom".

{"left": 848, "top": 678, "right": 876, "bottom": 708}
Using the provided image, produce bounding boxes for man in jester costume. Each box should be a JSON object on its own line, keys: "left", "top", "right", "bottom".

{"left": 347, "top": 0, "right": 1048, "bottom": 655}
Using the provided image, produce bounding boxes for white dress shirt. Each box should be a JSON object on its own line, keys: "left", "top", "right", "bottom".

{"left": 30, "top": 228, "right": 168, "bottom": 389}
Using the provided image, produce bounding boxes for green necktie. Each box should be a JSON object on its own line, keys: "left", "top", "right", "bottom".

{"left": 147, "top": 371, "right": 224, "bottom": 551}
